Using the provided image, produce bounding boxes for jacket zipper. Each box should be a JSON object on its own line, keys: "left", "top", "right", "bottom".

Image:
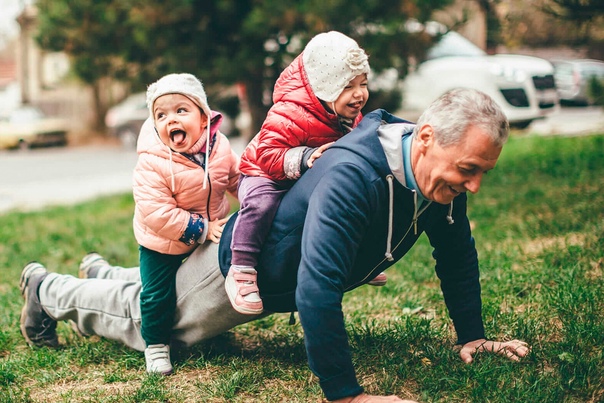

{"left": 349, "top": 190, "right": 430, "bottom": 290}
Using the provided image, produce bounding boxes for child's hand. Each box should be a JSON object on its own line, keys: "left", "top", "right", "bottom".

{"left": 206, "top": 217, "right": 229, "bottom": 243}
{"left": 307, "top": 142, "right": 335, "bottom": 168}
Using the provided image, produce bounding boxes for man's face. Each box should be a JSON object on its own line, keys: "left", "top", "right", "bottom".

{"left": 412, "top": 124, "right": 502, "bottom": 205}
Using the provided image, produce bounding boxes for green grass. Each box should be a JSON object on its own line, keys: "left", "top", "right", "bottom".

{"left": 1, "top": 133, "right": 603, "bottom": 402}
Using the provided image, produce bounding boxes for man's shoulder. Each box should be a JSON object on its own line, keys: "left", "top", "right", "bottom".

{"left": 360, "top": 109, "right": 414, "bottom": 126}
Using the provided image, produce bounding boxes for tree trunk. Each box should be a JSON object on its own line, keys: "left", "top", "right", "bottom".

{"left": 90, "top": 81, "right": 108, "bottom": 133}
{"left": 243, "top": 76, "right": 271, "bottom": 142}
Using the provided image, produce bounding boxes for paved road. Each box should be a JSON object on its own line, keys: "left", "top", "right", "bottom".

{"left": 0, "top": 136, "right": 248, "bottom": 214}
{"left": 0, "top": 107, "right": 602, "bottom": 215}
{"left": 0, "top": 145, "right": 138, "bottom": 213}
{"left": 529, "top": 106, "right": 604, "bottom": 136}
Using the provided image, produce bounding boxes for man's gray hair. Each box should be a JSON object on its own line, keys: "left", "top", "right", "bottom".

{"left": 413, "top": 88, "right": 510, "bottom": 147}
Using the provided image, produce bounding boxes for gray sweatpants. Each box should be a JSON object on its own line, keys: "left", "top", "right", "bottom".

{"left": 39, "top": 242, "right": 262, "bottom": 352}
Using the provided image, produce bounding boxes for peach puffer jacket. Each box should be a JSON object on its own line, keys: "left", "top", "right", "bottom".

{"left": 133, "top": 114, "right": 239, "bottom": 255}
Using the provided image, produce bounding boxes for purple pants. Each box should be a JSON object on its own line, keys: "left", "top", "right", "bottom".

{"left": 230, "top": 175, "right": 292, "bottom": 267}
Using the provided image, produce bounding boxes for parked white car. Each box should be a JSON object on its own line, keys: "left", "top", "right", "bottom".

{"left": 401, "top": 31, "right": 559, "bottom": 129}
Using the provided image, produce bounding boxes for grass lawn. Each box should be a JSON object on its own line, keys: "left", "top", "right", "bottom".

{"left": 0, "top": 133, "right": 602, "bottom": 402}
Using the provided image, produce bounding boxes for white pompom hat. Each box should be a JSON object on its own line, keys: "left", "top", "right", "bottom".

{"left": 302, "top": 31, "right": 370, "bottom": 103}
{"left": 146, "top": 73, "right": 212, "bottom": 119}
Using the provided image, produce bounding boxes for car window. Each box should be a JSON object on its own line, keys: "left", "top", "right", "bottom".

{"left": 426, "top": 31, "right": 486, "bottom": 60}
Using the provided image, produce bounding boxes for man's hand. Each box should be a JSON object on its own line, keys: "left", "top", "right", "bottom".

{"left": 307, "top": 142, "right": 335, "bottom": 168}
{"left": 457, "top": 339, "right": 530, "bottom": 363}
{"left": 206, "top": 217, "right": 228, "bottom": 243}
{"left": 331, "top": 393, "right": 417, "bottom": 402}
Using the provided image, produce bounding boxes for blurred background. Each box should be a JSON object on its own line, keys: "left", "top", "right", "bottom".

{"left": 0, "top": 0, "right": 603, "bottom": 149}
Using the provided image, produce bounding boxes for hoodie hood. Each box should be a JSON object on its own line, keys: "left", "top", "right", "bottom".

{"left": 376, "top": 122, "right": 416, "bottom": 187}
{"left": 329, "top": 109, "right": 414, "bottom": 177}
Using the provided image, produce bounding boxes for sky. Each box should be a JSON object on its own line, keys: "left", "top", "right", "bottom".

{"left": 0, "top": 0, "right": 31, "bottom": 50}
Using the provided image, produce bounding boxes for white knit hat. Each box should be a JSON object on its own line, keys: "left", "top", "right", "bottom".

{"left": 146, "top": 72, "right": 213, "bottom": 188}
{"left": 302, "top": 31, "right": 370, "bottom": 103}
{"left": 146, "top": 73, "right": 212, "bottom": 119}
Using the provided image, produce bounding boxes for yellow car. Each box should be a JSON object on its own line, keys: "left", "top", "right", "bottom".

{"left": 0, "top": 106, "right": 69, "bottom": 150}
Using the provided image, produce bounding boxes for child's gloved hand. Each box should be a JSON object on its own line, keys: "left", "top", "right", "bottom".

{"left": 206, "top": 217, "right": 229, "bottom": 243}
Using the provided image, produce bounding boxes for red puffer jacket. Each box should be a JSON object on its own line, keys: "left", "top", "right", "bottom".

{"left": 239, "top": 54, "right": 363, "bottom": 181}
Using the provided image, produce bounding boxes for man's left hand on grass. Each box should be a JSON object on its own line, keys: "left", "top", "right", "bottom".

{"left": 457, "top": 339, "right": 530, "bottom": 363}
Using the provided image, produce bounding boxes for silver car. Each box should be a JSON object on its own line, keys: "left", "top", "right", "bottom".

{"left": 104, "top": 92, "right": 150, "bottom": 148}
{"left": 551, "top": 59, "right": 604, "bottom": 106}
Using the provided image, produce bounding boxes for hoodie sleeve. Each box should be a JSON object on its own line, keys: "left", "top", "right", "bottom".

{"left": 424, "top": 194, "right": 485, "bottom": 344}
{"left": 295, "top": 162, "right": 378, "bottom": 401}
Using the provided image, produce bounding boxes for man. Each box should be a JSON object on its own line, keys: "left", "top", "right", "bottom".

{"left": 20, "top": 88, "right": 529, "bottom": 403}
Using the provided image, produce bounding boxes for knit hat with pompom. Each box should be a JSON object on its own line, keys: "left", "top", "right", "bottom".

{"left": 302, "top": 31, "right": 370, "bottom": 103}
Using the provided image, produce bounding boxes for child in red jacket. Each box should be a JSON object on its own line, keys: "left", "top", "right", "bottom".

{"left": 226, "top": 31, "right": 386, "bottom": 315}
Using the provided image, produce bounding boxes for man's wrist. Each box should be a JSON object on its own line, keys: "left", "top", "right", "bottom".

{"left": 330, "top": 395, "right": 355, "bottom": 403}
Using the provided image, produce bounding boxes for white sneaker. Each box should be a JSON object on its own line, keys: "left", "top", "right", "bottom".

{"left": 144, "top": 344, "right": 173, "bottom": 375}
{"left": 225, "top": 265, "right": 263, "bottom": 315}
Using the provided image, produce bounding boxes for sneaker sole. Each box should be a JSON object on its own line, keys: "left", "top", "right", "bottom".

{"left": 20, "top": 262, "right": 52, "bottom": 347}
{"left": 79, "top": 253, "right": 105, "bottom": 279}
{"left": 224, "top": 274, "right": 263, "bottom": 315}
{"left": 148, "top": 368, "right": 174, "bottom": 376}
{"left": 367, "top": 279, "right": 387, "bottom": 287}
{"left": 20, "top": 298, "right": 35, "bottom": 347}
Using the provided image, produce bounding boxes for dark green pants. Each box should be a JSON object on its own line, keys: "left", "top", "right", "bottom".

{"left": 139, "top": 245, "right": 189, "bottom": 346}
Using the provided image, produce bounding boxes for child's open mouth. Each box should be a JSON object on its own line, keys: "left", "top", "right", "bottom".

{"left": 170, "top": 129, "right": 187, "bottom": 146}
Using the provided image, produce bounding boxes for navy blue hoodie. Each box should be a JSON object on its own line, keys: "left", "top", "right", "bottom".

{"left": 219, "top": 109, "right": 485, "bottom": 401}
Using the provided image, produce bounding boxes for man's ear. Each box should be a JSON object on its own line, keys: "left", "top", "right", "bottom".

{"left": 416, "top": 124, "right": 434, "bottom": 151}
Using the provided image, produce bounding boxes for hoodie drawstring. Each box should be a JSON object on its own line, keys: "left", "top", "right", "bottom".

{"left": 384, "top": 175, "right": 394, "bottom": 262}
{"left": 446, "top": 201, "right": 455, "bottom": 224}
{"left": 202, "top": 122, "right": 210, "bottom": 189}
{"left": 412, "top": 190, "right": 419, "bottom": 235}
{"left": 168, "top": 148, "right": 175, "bottom": 193}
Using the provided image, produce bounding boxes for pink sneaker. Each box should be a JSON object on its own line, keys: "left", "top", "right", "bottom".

{"left": 225, "top": 266, "right": 263, "bottom": 315}
{"left": 367, "top": 272, "right": 387, "bottom": 286}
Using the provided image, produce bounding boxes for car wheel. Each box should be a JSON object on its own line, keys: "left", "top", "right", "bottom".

{"left": 510, "top": 120, "right": 533, "bottom": 130}
{"left": 118, "top": 128, "right": 138, "bottom": 149}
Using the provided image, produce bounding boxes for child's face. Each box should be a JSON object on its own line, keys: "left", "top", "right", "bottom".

{"left": 152, "top": 94, "right": 207, "bottom": 153}
{"left": 333, "top": 73, "right": 369, "bottom": 120}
